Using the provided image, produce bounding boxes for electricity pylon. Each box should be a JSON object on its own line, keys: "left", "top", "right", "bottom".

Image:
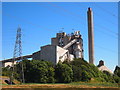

{"left": 11, "top": 27, "right": 25, "bottom": 84}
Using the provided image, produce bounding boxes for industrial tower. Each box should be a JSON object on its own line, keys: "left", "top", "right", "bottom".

{"left": 87, "top": 8, "right": 94, "bottom": 64}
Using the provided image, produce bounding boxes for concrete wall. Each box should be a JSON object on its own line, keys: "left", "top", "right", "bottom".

{"left": 32, "top": 51, "right": 41, "bottom": 60}
{"left": 40, "top": 45, "right": 57, "bottom": 64}
{"left": 32, "top": 45, "right": 74, "bottom": 64}
{"left": 63, "top": 36, "right": 71, "bottom": 46}
{"left": 56, "top": 46, "right": 69, "bottom": 63}
{"left": 51, "top": 38, "right": 58, "bottom": 46}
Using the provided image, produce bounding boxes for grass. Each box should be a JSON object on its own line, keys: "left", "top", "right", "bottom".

{"left": 1, "top": 76, "right": 119, "bottom": 88}
{"left": 21, "top": 81, "right": 120, "bottom": 87}
{"left": 2, "top": 82, "right": 119, "bottom": 89}
{"left": 69, "top": 82, "right": 120, "bottom": 87}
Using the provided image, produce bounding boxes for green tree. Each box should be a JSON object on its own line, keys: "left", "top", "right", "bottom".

{"left": 15, "top": 60, "right": 55, "bottom": 83}
{"left": 70, "top": 58, "right": 111, "bottom": 82}
{"left": 71, "top": 59, "right": 92, "bottom": 82}
{"left": 2, "top": 66, "right": 11, "bottom": 77}
{"left": 114, "top": 66, "right": 120, "bottom": 77}
{"left": 113, "top": 75, "right": 120, "bottom": 83}
{"left": 81, "top": 71, "right": 91, "bottom": 81}
{"left": 72, "top": 65, "right": 82, "bottom": 81}
{"left": 113, "top": 66, "right": 120, "bottom": 83}
{"left": 55, "top": 63, "right": 73, "bottom": 83}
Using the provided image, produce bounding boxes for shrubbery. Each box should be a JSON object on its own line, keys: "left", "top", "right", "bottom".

{"left": 2, "top": 58, "right": 120, "bottom": 83}
{"left": 113, "top": 66, "right": 120, "bottom": 83}
{"left": 55, "top": 63, "right": 73, "bottom": 83}
{"left": 21, "top": 60, "right": 55, "bottom": 83}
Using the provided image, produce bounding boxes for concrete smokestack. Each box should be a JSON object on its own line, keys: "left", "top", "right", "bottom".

{"left": 87, "top": 7, "right": 94, "bottom": 64}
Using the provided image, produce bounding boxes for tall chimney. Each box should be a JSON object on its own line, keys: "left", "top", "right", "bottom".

{"left": 87, "top": 7, "right": 94, "bottom": 64}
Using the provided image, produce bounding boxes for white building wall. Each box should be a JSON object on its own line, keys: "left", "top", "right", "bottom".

{"left": 56, "top": 46, "right": 68, "bottom": 63}
{"left": 4, "top": 61, "right": 16, "bottom": 67}
{"left": 56, "top": 46, "right": 74, "bottom": 63}
{"left": 32, "top": 45, "right": 74, "bottom": 64}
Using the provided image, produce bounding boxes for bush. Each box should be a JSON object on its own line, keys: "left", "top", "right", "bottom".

{"left": 81, "top": 71, "right": 91, "bottom": 81}
{"left": 55, "top": 63, "right": 73, "bottom": 83}
{"left": 72, "top": 65, "right": 82, "bottom": 81}
{"left": 71, "top": 59, "right": 99, "bottom": 82}
{"left": 15, "top": 60, "right": 55, "bottom": 83}
{"left": 113, "top": 75, "right": 120, "bottom": 83}
{"left": 114, "top": 66, "right": 120, "bottom": 77}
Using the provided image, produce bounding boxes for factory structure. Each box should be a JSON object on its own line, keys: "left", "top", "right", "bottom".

{"left": 2, "top": 31, "right": 84, "bottom": 66}
{"left": 1, "top": 8, "right": 113, "bottom": 73}
{"left": 32, "top": 31, "right": 84, "bottom": 64}
{"left": 31, "top": 7, "right": 94, "bottom": 65}
{"left": 1, "top": 8, "right": 94, "bottom": 66}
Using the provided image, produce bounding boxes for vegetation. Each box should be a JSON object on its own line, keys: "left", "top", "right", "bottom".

{"left": 17, "top": 60, "right": 55, "bottom": 83}
{"left": 55, "top": 63, "right": 73, "bottom": 83}
{"left": 2, "top": 82, "right": 119, "bottom": 88}
{"left": 113, "top": 66, "right": 120, "bottom": 83}
{"left": 2, "top": 58, "right": 120, "bottom": 85}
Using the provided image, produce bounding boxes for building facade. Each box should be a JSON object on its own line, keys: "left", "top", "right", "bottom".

{"left": 32, "top": 31, "right": 84, "bottom": 64}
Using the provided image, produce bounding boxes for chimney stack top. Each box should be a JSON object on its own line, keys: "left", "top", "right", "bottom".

{"left": 88, "top": 7, "right": 92, "bottom": 11}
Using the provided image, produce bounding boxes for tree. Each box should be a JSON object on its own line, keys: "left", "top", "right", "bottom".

{"left": 70, "top": 58, "right": 112, "bottom": 82}
{"left": 71, "top": 59, "right": 93, "bottom": 82}
{"left": 113, "top": 75, "right": 120, "bottom": 83}
{"left": 114, "top": 66, "right": 120, "bottom": 77}
{"left": 55, "top": 63, "right": 73, "bottom": 83}
{"left": 72, "top": 65, "right": 82, "bottom": 82}
{"left": 2, "top": 66, "right": 11, "bottom": 77}
{"left": 81, "top": 71, "right": 91, "bottom": 81}
{"left": 15, "top": 60, "right": 55, "bottom": 83}
{"left": 113, "top": 66, "right": 120, "bottom": 83}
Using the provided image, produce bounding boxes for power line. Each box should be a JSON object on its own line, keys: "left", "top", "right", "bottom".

{"left": 49, "top": 3, "right": 118, "bottom": 38}
{"left": 4, "top": 5, "right": 118, "bottom": 56}
{"left": 4, "top": 13, "right": 57, "bottom": 32}
{"left": 93, "top": 2, "right": 118, "bottom": 18}
{"left": 94, "top": 23, "right": 118, "bottom": 36}
{"left": 94, "top": 28, "right": 118, "bottom": 40}
{"left": 49, "top": 4, "right": 117, "bottom": 52}
{"left": 76, "top": 3, "right": 118, "bottom": 26}
{"left": 66, "top": 3, "right": 118, "bottom": 35}
{"left": 93, "top": 10, "right": 117, "bottom": 26}
{"left": 83, "top": 40, "right": 118, "bottom": 55}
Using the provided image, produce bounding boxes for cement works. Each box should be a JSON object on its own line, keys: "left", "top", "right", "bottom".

{"left": 0, "top": 8, "right": 94, "bottom": 67}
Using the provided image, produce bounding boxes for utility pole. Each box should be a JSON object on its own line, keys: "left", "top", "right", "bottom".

{"left": 11, "top": 27, "right": 25, "bottom": 84}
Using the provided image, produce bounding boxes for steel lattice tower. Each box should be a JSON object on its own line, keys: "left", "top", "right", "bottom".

{"left": 13, "top": 27, "right": 22, "bottom": 59}
{"left": 11, "top": 27, "right": 25, "bottom": 84}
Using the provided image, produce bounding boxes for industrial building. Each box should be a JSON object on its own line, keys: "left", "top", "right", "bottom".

{"left": 1, "top": 7, "right": 93, "bottom": 66}
{"left": 97, "top": 60, "right": 113, "bottom": 74}
{"left": 32, "top": 31, "right": 84, "bottom": 64}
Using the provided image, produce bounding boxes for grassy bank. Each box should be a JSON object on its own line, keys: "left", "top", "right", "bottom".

{"left": 1, "top": 82, "right": 120, "bottom": 89}
{"left": 70, "top": 82, "right": 120, "bottom": 87}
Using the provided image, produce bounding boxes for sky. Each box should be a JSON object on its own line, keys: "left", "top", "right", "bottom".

{"left": 2, "top": 2, "right": 118, "bottom": 71}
